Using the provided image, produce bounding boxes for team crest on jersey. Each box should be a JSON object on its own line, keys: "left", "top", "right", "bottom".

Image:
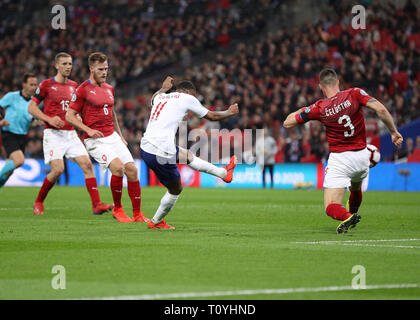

{"left": 107, "top": 89, "right": 113, "bottom": 100}
{"left": 359, "top": 89, "right": 368, "bottom": 96}
{"left": 71, "top": 93, "right": 77, "bottom": 102}
{"left": 305, "top": 105, "right": 313, "bottom": 113}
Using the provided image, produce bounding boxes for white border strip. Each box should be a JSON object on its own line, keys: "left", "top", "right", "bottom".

{"left": 80, "top": 283, "right": 420, "bottom": 300}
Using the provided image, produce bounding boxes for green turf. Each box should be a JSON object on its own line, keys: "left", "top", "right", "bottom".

{"left": 0, "top": 186, "right": 419, "bottom": 300}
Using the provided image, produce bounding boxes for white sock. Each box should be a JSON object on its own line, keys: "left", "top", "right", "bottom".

{"left": 151, "top": 191, "right": 179, "bottom": 224}
{"left": 188, "top": 156, "right": 227, "bottom": 179}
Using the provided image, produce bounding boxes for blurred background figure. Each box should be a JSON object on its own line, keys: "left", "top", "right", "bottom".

{"left": 284, "top": 131, "right": 303, "bottom": 163}
{"left": 257, "top": 127, "right": 278, "bottom": 188}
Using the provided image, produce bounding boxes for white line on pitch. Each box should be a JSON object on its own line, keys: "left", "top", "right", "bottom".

{"left": 79, "top": 283, "right": 420, "bottom": 300}
{"left": 292, "top": 239, "right": 420, "bottom": 249}
{"left": 294, "top": 238, "right": 420, "bottom": 244}
{"left": 325, "top": 243, "right": 420, "bottom": 249}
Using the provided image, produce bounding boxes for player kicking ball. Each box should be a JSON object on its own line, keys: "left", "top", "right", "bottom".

{"left": 284, "top": 68, "right": 403, "bottom": 234}
{"left": 28, "top": 52, "right": 113, "bottom": 216}
{"left": 141, "top": 77, "right": 239, "bottom": 230}
{"left": 66, "top": 52, "right": 147, "bottom": 223}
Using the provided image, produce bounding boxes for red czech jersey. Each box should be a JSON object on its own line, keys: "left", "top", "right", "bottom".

{"left": 69, "top": 80, "right": 115, "bottom": 139}
{"left": 295, "top": 88, "right": 373, "bottom": 153}
{"left": 31, "top": 78, "right": 78, "bottom": 130}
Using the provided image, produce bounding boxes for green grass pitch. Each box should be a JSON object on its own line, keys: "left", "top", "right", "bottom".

{"left": 0, "top": 186, "right": 419, "bottom": 299}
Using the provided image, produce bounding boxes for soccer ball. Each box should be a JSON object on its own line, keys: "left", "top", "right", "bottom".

{"left": 367, "top": 144, "right": 381, "bottom": 168}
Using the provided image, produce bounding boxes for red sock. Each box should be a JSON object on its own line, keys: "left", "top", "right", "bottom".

{"left": 349, "top": 189, "right": 362, "bottom": 213}
{"left": 326, "top": 203, "right": 352, "bottom": 221}
{"left": 127, "top": 180, "right": 141, "bottom": 214}
{"left": 85, "top": 177, "right": 100, "bottom": 207}
{"left": 110, "top": 174, "right": 123, "bottom": 208}
{"left": 36, "top": 177, "right": 55, "bottom": 203}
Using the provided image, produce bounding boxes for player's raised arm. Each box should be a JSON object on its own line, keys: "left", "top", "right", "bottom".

{"left": 364, "top": 98, "right": 403, "bottom": 147}
{"left": 204, "top": 103, "right": 239, "bottom": 121}
{"left": 283, "top": 108, "right": 306, "bottom": 128}
{"left": 150, "top": 76, "right": 174, "bottom": 107}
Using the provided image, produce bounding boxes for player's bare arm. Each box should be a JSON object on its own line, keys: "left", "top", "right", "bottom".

{"left": 28, "top": 100, "right": 64, "bottom": 129}
{"left": 283, "top": 108, "right": 305, "bottom": 128}
{"left": 150, "top": 76, "right": 174, "bottom": 107}
{"left": 112, "top": 110, "right": 127, "bottom": 145}
{"left": 65, "top": 108, "right": 104, "bottom": 138}
{"left": 365, "top": 98, "right": 403, "bottom": 147}
{"left": 204, "top": 103, "right": 239, "bottom": 121}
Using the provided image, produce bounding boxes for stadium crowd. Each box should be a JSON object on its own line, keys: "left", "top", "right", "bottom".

{"left": 1, "top": 0, "right": 419, "bottom": 163}
{"left": 143, "top": 0, "right": 420, "bottom": 163}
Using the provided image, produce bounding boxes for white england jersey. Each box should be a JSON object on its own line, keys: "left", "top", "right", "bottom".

{"left": 141, "top": 92, "right": 209, "bottom": 158}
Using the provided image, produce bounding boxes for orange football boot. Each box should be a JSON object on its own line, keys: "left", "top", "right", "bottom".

{"left": 112, "top": 206, "right": 132, "bottom": 223}
{"left": 93, "top": 202, "right": 114, "bottom": 215}
{"left": 222, "top": 155, "right": 237, "bottom": 183}
{"left": 33, "top": 202, "right": 44, "bottom": 215}
{"left": 148, "top": 220, "right": 175, "bottom": 230}
{"left": 132, "top": 211, "right": 150, "bottom": 223}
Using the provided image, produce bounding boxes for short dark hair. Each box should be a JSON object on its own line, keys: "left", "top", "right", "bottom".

{"left": 88, "top": 52, "right": 107, "bottom": 66}
{"left": 23, "top": 72, "right": 37, "bottom": 83}
{"left": 319, "top": 68, "right": 338, "bottom": 87}
{"left": 55, "top": 52, "right": 72, "bottom": 63}
{"left": 176, "top": 80, "right": 196, "bottom": 93}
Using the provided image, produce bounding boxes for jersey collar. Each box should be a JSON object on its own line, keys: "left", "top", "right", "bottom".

{"left": 20, "top": 90, "right": 31, "bottom": 101}
{"left": 325, "top": 90, "right": 341, "bottom": 101}
{"left": 52, "top": 76, "right": 68, "bottom": 84}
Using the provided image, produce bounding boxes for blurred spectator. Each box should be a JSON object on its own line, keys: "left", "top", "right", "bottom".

{"left": 256, "top": 128, "right": 278, "bottom": 188}
{"left": 394, "top": 137, "right": 415, "bottom": 160}
{"left": 284, "top": 132, "right": 303, "bottom": 163}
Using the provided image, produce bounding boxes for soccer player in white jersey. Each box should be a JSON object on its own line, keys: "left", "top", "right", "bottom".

{"left": 141, "top": 77, "right": 239, "bottom": 229}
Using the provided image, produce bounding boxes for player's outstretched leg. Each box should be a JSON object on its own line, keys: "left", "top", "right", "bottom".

{"left": 109, "top": 158, "right": 132, "bottom": 223}
{"left": 148, "top": 180, "right": 181, "bottom": 230}
{"left": 125, "top": 162, "right": 149, "bottom": 223}
{"left": 179, "top": 147, "right": 237, "bottom": 183}
{"left": 75, "top": 156, "right": 113, "bottom": 215}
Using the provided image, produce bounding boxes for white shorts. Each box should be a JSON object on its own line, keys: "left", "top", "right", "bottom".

{"left": 84, "top": 132, "right": 134, "bottom": 169}
{"left": 43, "top": 129, "right": 88, "bottom": 164}
{"left": 323, "top": 148, "right": 370, "bottom": 189}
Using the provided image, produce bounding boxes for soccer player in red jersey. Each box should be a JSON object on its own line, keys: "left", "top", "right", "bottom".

{"left": 66, "top": 52, "right": 147, "bottom": 223}
{"left": 284, "top": 68, "right": 403, "bottom": 233}
{"left": 28, "top": 52, "right": 113, "bottom": 216}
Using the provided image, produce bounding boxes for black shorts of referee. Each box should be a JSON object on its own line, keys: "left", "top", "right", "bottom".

{"left": 1, "top": 130, "right": 28, "bottom": 157}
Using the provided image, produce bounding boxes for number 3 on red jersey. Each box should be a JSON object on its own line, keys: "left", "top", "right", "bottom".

{"left": 338, "top": 115, "right": 355, "bottom": 137}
